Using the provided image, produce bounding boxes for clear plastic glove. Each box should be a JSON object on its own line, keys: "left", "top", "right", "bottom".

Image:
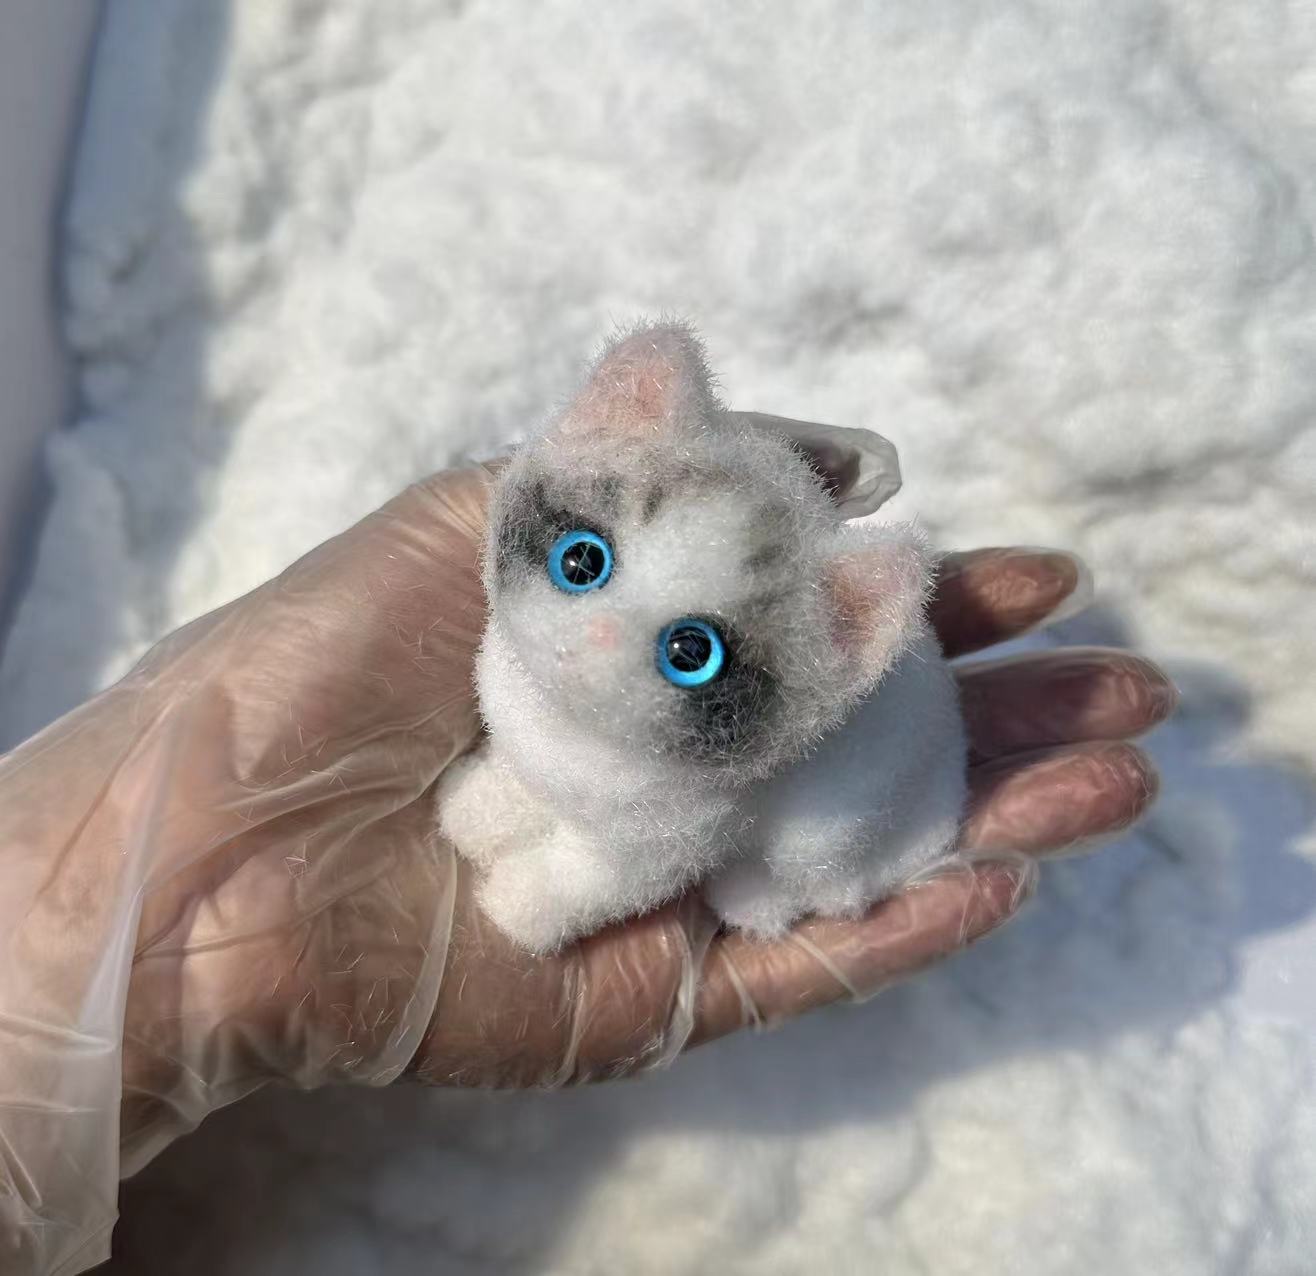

{"left": 0, "top": 463, "right": 1175, "bottom": 1274}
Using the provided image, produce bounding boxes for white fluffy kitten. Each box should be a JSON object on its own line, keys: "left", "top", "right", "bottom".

{"left": 437, "top": 322, "right": 966, "bottom": 953}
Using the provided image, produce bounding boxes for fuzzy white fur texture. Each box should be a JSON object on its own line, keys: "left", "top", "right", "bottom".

{"left": 436, "top": 324, "right": 966, "bottom": 952}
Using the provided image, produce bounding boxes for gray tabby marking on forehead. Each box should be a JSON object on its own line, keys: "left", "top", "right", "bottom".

{"left": 739, "top": 502, "right": 799, "bottom": 579}
{"left": 592, "top": 473, "right": 624, "bottom": 518}
{"left": 732, "top": 589, "right": 797, "bottom": 634}
{"left": 641, "top": 483, "right": 666, "bottom": 525}
{"left": 631, "top": 459, "right": 806, "bottom": 536}
{"left": 743, "top": 539, "right": 786, "bottom": 576}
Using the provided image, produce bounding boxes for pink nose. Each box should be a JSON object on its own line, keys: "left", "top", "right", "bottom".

{"left": 586, "top": 614, "right": 623, "bottom": 650}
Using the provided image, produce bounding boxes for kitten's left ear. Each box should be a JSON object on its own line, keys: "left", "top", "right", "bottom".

{"left": 556, "top": 321, "right": 717, "bottom": 441}
{"left": 824, "top": 525, "right": 932, "bottom": 681}
{"left": 736, "top": 413, "right": 903, "bottom": 519}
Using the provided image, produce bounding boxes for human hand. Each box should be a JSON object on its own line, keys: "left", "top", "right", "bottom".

{"left": 128, "top": 466, "right": 1174, "bottom": 1098}
{"left": 0, "top": 463, "right": 1174, "bottom": 1275}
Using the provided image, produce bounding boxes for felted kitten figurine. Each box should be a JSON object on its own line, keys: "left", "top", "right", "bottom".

{"left": 437, "top": 322, "right": 966, "bottom": 954}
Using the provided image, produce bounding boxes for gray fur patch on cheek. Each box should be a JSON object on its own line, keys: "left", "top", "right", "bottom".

{"left": 655, "top": 629, "right": 783, "bottom": 767}
{"left": 491, "top": 471, "right": 621, "bottom": 590}
{"left": 492, "top": 476, "right": 548, "bottom": 587}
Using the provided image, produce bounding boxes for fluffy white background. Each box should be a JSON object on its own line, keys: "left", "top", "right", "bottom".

{"left": 2, "top": 0, "right": 1315, "bottom": 1271}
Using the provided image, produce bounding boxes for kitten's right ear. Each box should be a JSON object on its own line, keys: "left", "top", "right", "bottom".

{"left": 736, "top": 413, "right": 903, "bottom": 519}
{"left": 555, "top": 321, "right": 716, "bottom": 442}
{"left": 824, "top": 524, "right": 931, "bottom": 682}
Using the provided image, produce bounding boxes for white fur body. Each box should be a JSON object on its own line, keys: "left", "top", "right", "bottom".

{"left": 707, "top": 627, "right": 966, "bottom": 935}
{"left": 440, "top": 624, "right": 740, "bottom": 953}
{"left": 440, "top": 626, "right": 965, "bottom": 953}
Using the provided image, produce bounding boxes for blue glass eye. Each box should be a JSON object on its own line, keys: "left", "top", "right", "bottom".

{"left": 656, "top": 618, "right": 726, "bottom": 688}
{"left": 548, "top": 529, "right": 613, "bottom": 593}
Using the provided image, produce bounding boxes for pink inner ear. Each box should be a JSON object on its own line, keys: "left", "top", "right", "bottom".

{"left": 578, "top": 348, "right": 672, "bottom": 428}
{"left": 824, "top": 537, "right": 930, "bottom": 669}
{"left": 557, "top": 325, "right": 710, "bottom": 440}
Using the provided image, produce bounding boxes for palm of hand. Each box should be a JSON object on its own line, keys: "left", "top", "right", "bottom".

{"left": 120, "top": 466, "right": 1172, "bottom": 1145}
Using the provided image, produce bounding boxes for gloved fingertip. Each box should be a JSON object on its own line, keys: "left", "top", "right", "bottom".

{"left": 962, "top": 854, "right": 1038, "bottom": 937}
{"left": 1006, "top": 546, "right": 1093, "bottom": 630}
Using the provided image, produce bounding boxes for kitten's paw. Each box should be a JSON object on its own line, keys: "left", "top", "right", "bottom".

{"left": 704, "top": 859, "right": 801, "bottom": 940}
{"left": 477, "top": 867, "right": 575, "bottom": 955}
{"left": 435, "top": 751, "right": 505, "bottom": 868}
{"left": 475, "top": 835, "right": 620, "bottom": 955}
{"left": 436, "top": 748, "right": 550, "bottom": 868}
